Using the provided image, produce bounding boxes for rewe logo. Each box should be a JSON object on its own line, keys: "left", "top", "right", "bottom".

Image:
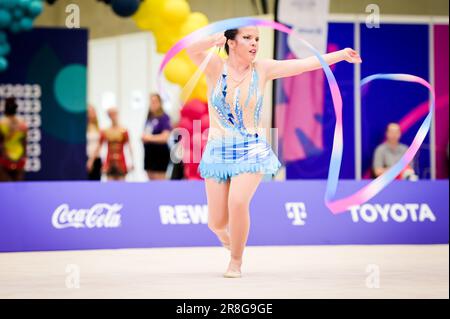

{"left": 349, "top": 203, "right": 436, "bottom": 223}
{"left": 52, "top": 203, "right": 122, "bottom": 229}
{"left": 159, "top": 205, "right": 208, "bottom": 225}
{"left": 285, "top": 202, "right": 307, "bottom": 226}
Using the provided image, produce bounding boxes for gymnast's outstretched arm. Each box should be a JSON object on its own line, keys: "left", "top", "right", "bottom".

{"left": 260, "top": 48, "right": 362, "bottom": 81}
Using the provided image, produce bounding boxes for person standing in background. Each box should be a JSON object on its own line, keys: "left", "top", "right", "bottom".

{"left": 88, "top": 107, "right": 134, "bottom": 181}
{"left": 0, "top": 97, "right": 28, "bottom": 182}
{"left": 141, "top": 93, "right": 172, "bottom": 180}
{"left": 86, "top": 105, "right": 102, "bottom": 180}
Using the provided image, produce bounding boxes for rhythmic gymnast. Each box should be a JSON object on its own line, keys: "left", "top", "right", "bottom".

{"left": 186, "top": 27, "right": 362, "bottom": 278}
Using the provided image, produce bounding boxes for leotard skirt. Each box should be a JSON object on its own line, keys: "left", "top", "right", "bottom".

{"left": 198, "top": 134, "right": 281, "bottom": 183}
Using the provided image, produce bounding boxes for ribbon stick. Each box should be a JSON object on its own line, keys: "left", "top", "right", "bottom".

{"left": 157, "top": 17, "right": 435, "bottom": 215}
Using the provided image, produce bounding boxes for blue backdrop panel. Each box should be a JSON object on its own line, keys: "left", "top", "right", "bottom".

{"left": 360, "top": 23, "right": 430, "bottom": 179}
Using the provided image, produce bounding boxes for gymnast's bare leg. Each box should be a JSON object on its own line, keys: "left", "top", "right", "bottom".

{"left": 226, "top": 172, "right": 264, "bottom": 275}
{"left": 205, "top": 177, "right": 231, "bottom": 250}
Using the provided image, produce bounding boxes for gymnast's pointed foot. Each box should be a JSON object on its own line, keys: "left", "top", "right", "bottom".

{"left": 223, "top": 258, "right": 242, "bottom": 278}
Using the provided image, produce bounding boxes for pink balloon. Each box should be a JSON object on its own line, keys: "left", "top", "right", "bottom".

{"left": 180, "top": 99, "right": 208, "bottom": 119}
{"left": 177, "top": 116, "right": 193, "bottom": 133}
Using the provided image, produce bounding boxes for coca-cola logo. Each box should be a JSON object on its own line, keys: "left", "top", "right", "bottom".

{"left": 52, "top": 203, "right": 122, "bottom": 229}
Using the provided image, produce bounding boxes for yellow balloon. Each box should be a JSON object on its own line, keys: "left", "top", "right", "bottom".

{"left": 134, "top": 19, "right": 152, "bottom": 30}
{"left": 145, "top": 0, "right": 165, "bottom": 14}
{"left": 133, "top": 0, "right": 166, "bottom": 30}
{"left": 153, "top": 23, "right": 182, "bottom": 53}
{"left": 153, "top": 31, "right": 171, "bottom": 53}
{"left": 180, "top": 55, "right": 197, "bottom": 74}
{"left": 165, "top": 24, "right": 183, "bottom": 46}
{"left": 164, "top": 56, "right": 192, "bottom": 85}
{"left": 190, "top": 76, "right": 208, "bottom": 102}
{"left": 162, "top": 0, "right": 191, "bottom": 25}
{"left": 180, "top": 12, "right": 209, "bottom": 37}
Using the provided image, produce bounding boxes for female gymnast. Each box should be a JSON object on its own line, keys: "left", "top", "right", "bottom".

{"left": 186, "top": 27, "right": 362, "bottom": 278}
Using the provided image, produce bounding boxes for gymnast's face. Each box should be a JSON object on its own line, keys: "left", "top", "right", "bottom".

{"left": 229, "top": 27, "right": 260, "bottom": 62}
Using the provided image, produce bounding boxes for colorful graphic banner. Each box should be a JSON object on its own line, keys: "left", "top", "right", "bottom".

{"left": 0, "top": 27, "right": 88, "bottom": 180}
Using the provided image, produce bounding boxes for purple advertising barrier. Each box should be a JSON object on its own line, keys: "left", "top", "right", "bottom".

{"left": 0, "top": 180, "right": 448, "bottom": 252}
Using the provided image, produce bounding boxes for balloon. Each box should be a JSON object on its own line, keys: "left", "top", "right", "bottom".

{"left": 0, "top": 0, "right": 20, "bottom": 10}
{"left": 132, "top": 0, "right": 165, "bottom": 30}
{"left": 164, "top": 56, "right": 191, "bottom": 85}
{"left": 19, "top": 0, "right": 32, "bottom": 9}
{"left": 141, "top": 0, "right": 165, "bottom": 14}
{"left": 154, "top": 23, "right": 181, "bottom": 47}
{"left": 180, "top": 12, "right": 209, "bottom": 36}
{"left": 9, "top": 21, "right": 22, "bottom": 33}
{"left": 13, "top": 7, "right": 24, "bottom": 19}
{"left": 153, "top": 29, "right": 174, "bottom": 54}
{"left": 200, "top": 113, "right": 210, "bottom": 131}
{"left": 153, "top": 23, "right": 184, "bottom": 53}
{"left": 0, "top": 31, "right": 7, "bottom": 43}
{"left": 19, "top": 17, "right": 33, "bottom": 30}
{"left": 143, "top": 17, "right": 163, "bottom": 32}
{"left": 177, "top": 116, "right": 193, "bottom": 133}
{"left": 133, "top": 16, "right": 153, "bottom": 30}
{"left": 0, "top": 42, "right": 11, "bottom": 56}
{"left": 161, "top": 0, "right": 190, "bottom": 25}
{"left": 111, "top": 0, "right": 140, "bottom": 18}
{"left": 0, "top": 56, "right": 8, "bottom": 72}
{"left": 190, "top": 78, "right": 208, "bottom": 102}
{"left": 180, "top": 99, "right": 207, "bottom": 119}
{"left": 0, "top": 10, "right": 12, "bottom": 28}
{"left": 156, "top": 41, "right": 172, "bottom": 54}
{"left": 27, "top": 0, "right": 43, "bottom": 18}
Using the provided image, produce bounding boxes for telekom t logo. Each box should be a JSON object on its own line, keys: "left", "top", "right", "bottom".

{"left": 285, "top": 202, "right": 307, "bottom": 226}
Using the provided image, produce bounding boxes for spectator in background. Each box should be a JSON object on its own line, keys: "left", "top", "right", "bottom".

{"left": 141, "top": 93, "right": 172, "bottom": 180}
{"left": 88, "top": 107, "right": 134, "bottom": 181}
{"left": 0, "top": 97, "right": 28, "bottom": 182}
{"left": 373, "top": 122, "right": 418, "bottom": 181}
{"left": 86, "top": 105, "right": 102, "bottom": 180}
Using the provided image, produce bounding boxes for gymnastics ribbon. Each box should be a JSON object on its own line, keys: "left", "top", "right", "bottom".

{"left": 326, "top": 74, "right": 435, "bottom": 214}
{"left": 158, "top": 17, "right": 435, "bottom": 215}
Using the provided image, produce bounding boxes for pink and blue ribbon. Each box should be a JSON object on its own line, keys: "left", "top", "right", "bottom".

{"left": 158, "top": 17, "right": 435, "bottom": 215}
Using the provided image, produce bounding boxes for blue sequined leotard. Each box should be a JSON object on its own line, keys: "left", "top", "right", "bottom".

{"left": 198, "top": 61, "right": 282, "bottom": 183}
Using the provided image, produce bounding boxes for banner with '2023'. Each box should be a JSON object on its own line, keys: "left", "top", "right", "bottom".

{"left": 0, "top": 180, "right": 448, "bottom": 252}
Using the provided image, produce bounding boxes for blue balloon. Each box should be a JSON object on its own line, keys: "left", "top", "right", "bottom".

{"left": 111, "top": 0, "right": 140, "bottom": 18}
{"left": 0, "top": 42, "right": 11, "bottom": 56}
{"left": 0, "top": 10, "right": 12, "bottom": 28}
{"left": 27, "top": 0, "right": 43, "bottom": 18}
{"left": 19, "top": 17, "right": 33, "bottom": 30}
{"left": 0, "top": 56, "right": 8, "bottom": 72}
{"left": 13, "top": 7, "right": 24, "bottom": 19}
{"left": 0, "top": 0, "right": 20, "bottom": 10}
{"left": 9, "top": 21, "right": 22, "bottom": 33}
{"left": 0, "top": 31, "right": 7, "bottom": 43}
{"left": 19, "top": 0, "right": 32, "bottom": 9}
